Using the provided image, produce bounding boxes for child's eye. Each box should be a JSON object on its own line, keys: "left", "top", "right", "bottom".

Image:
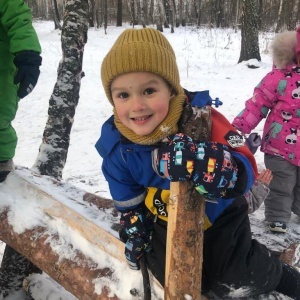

{"left": 118, "top": 92, "right": 129, "bottom": 99}
{"left": 144, "top": 88, "right": 155, "bottom": 95}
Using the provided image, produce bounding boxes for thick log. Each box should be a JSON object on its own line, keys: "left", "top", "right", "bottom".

{"left": 0, "top": 168, "right": 163, "bottom": 299}
{"left": 165, "top": 105, "right": 211, "bottom": 299}
{"left": 0, "top": 210, "right": 119, "bottom": 299}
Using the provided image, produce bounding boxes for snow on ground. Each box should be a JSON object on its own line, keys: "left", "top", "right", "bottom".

{"left": 0, "top": 21, "right": 298, "bottom": 299}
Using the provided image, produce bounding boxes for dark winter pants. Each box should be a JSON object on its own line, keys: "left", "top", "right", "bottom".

{"left": 145, "top": 197, "right": 283, "bottom": 298}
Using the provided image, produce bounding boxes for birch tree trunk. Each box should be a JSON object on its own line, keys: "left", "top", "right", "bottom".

{"left": 33, "top": 0, "right": 89, "bottom": 180}
{"left": 275, "top": 0, "right": 283, "bottom": 33}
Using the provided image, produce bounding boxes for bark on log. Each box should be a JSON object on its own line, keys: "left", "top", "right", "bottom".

{"left": 0, "top": 209, "right": 120, "bottom": 299}
{"left": 165, "top": 104, "right": 211, "bottom": 299}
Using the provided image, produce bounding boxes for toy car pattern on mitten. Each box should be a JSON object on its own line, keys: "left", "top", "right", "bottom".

{"left": 152, "top": 134, "right": 239, "bottom": 201}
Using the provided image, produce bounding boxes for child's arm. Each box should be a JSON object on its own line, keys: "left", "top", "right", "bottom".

{"left": 246, "top": 169, "right": 272, "bottom": 214}
{"left": 232, "top": 71, "right": 281, "bottom": 134}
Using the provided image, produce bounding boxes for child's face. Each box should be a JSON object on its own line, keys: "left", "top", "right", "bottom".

{"left": 111, "top": 72, "right": 173, "bottom": 136}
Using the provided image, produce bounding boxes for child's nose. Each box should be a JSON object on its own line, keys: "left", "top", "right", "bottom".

{"left": 132, "top": 95, "right": 145, "bottom": 111}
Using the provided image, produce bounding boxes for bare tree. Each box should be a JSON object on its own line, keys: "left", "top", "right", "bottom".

{"left": 275, "top": 0, "right": 284, "bottom": 33}
{"left": 34, "top": 0, "right": 89, "bottom": 180}
{"left": 88, "top": 0, "right": 95, "bottom": 27}
{"left": 139, "top": 0, "right": 147, "bottom": 27}
{"left": 234, "top": 0, "right": 240, "bottom": 32}
{"left": 288, "top": 0, "right": 300, "bottom": 31}
{"left": 196, "top": 0, "right": 202, "bottom": 27}
{"left": 104, "top": 0, "right": 108, "bottom": 33}
{"left": 153, "top": 0, "right": 165, "bottom": 31}
{"left": 50, "top": 0, "right": 62, "bottom": 30}
{"left": 170, "top": 0, "right": 176, "bottom": 32}
{"left": 238, "top": 0, "right": 261, "bottom": 65}
{"left": 117, "top": 0, "right": 123, "bottom": 26}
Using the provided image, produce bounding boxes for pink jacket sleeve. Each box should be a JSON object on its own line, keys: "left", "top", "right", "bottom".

{"left": 232, "top": 70, "right": 281, "bottom": 134}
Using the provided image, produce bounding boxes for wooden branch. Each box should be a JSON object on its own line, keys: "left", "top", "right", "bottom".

{"left": 165, "top": 105, "right": 211, "bottom": 299}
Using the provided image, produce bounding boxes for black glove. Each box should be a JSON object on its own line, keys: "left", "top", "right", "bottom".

{"left": 14, "top": 51, "right": 42, "bottom": 99}
{"left": 192, "top": 142, "right": 238, "bottom": 201}
{"left": 119, "top": 207, "right": 153, "bottom": 270}
{"left": 152, "top": 133, "right": 196, "bottom": 181}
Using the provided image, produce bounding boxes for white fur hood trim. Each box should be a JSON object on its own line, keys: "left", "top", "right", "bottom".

{"left": 271, "top": 31, "right": 297, "bottom": 69}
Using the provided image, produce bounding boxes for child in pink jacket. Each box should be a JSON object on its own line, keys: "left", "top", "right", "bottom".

{"left": 232, "top": 27, "right": 300, "bottom": 233}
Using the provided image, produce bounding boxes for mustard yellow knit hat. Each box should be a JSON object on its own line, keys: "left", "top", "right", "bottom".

{"left": 101, "top": 28, "right": 184, "bottom": 104}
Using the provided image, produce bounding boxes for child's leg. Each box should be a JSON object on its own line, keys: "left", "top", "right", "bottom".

{"left": 203, "top": 197, "right": 282, "bottom": 298}
{"left": 291, "top": 166, "right": 300, "bottom": 216}
{"left": 145, "top": 220, "right": 167, "bottom": 287}
{"left": 264, "top": 154, "right": 296, "bottom": 223}
{"left": 0, "top": 62, "right": 19, "bottom": 162}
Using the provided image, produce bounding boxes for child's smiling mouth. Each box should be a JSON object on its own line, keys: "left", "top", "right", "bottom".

{"left": 131, "top": 115, "right": 152, "bottom": 122}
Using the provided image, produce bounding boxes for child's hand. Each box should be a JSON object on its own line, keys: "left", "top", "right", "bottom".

{"left": 192, "top": 142, "right": 238, "bottom": 200}
{"left": 119, "top": 207, "right": 153, "bottom": 270}
{"left": 152, "top": 133, "right": 196, "bottom": 181}
{"left": 124, "top": 236, "right": 150, "bottom": 270}
{"left": 257, "top": 169, "right": 273, "bottom": 186}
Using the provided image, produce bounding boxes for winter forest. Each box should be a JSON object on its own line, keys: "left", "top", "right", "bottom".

{"left": 0, "top": 0, "right": 300, "bottom": 299}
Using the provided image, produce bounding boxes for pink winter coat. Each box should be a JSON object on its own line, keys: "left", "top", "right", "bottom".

{"left": 232, "top": 29, "right": 300, "bottom": 166}
{"left": 232, "top": 65, "right": 300, "bottom": 166}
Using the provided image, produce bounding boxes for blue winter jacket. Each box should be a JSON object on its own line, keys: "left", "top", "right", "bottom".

{"left": 96, "top": 93, "right": 255, "bottom": 227}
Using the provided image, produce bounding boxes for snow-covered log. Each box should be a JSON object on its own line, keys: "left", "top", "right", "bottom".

{"left": 0, "top": 167, "right": 163, "bottom": 299}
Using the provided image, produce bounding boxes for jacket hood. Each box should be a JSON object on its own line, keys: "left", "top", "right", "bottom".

{"left": 271, "top": 31, "right": 297, "bottom": 69}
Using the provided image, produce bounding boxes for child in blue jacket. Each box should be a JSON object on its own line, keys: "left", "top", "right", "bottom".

{"left": 96, "top": 28, "right": 300, "bottom": 299}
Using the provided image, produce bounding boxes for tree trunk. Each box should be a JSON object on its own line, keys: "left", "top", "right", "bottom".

{"left": 288, "top": 0, "right": 300, "bottom": 31}
{"left": 104, "top": 0, "right": 108, "bottom": 33}
{"left": 238, "top": 0, "right": 261, "bottom": 64}
{"left": 154, "top": 0, "right": 165, "bottom": 32}
{"left": 234, "top": 0, "right": 240, "bottom": 32}
{"left": 197, "top": 0, "right": 202, "bottom": 27}
{"left": 139, "top": 0, "right": 146, "bottom": 28}
{"left": 275, "top": 0, "right": 283, "bottom": 33}
{"left": 34, "top": 0, "right": 89, "bottom": 180}
{"left": 50, "top": 0, "right": 62, "bottom": 30}
{"left": 88, "top": 0, "right": 95, "bottom": 27}
{"left": 165, "top": 103, "right": 211, "bottom": 299}
{"left": 116, "top": 0, "right": 122, "bottom": 26}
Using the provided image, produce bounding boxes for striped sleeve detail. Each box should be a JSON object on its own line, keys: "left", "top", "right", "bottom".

{"left": 113, "top": 191, "right": 147, "bottom": 210}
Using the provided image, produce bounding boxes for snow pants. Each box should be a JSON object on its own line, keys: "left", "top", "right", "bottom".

{"left": 264, "top": 153, "right": 300, "bottom": 223}
{"left": 145, "top": 197, "right": 282, "bottom": 298}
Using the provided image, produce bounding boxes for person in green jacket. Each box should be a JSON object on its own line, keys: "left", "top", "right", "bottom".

{"left": 0, "top": 0, "right": 42, "bottom": 183}
{"left": 0, "top": 1, "right": 42, "bottom": 297}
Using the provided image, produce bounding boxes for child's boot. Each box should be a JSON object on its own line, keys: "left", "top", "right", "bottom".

{"left": 275, "top": 263, "right": 300, "bottom": 299}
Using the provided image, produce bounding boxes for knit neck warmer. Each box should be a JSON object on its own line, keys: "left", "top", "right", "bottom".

{"left": 114, "top": 93, "right": 186, "bottom": 145}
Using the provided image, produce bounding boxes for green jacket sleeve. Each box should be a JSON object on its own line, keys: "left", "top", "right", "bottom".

{"left": 0, "top": 0, "right": 41, "bottom": 54}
